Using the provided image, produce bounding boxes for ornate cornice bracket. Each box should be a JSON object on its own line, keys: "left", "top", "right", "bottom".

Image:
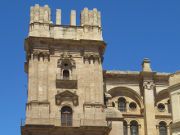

{"left": 57, "top": 52, "right": 76, "bottom": 68}
{"left": 83, "top": 53, "right": 101, "bottom": 64}
{"left": 28, "top": 50, "right": 50, "bottom": 61}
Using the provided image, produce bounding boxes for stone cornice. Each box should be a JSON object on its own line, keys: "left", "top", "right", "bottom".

{"left": 26, "top": 101, "right": 50, "bottom": 106}
{"left": 25, "top": 36, "right": 106, "bottom": 57}
{"left": 122, "top": 114, "right": 144, "bottom": 118}
{"left": 168, "top": 83, "right": 180, "bottom": 93}
{"left": 155, "top": 114, "right": 172, "bottom": 119}
{"left": 104, "top": 70, "right": 169, "bottom": 85}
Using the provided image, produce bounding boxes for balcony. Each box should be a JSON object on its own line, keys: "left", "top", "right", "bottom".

{"left": 56, "top": 73, "right": 77, "bottom": 89}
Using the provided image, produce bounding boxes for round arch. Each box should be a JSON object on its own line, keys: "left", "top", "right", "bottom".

{"left": 61, "top": 106, "right": 73, "bottom": 126}
{"left": 156, "top": 89, "right": 169, "bottom": 104}
{"left": 159, "top": 121, "right": 167, "bottom": 135}
{"left": 108, "top": 86, "right": 144, "bottom": 108}
{"left": 59, "top": 103, "right": 74, "bottom": 112}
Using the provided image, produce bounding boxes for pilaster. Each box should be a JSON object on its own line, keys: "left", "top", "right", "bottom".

{"left": 140, "top": 58, "right": 157, "bottom": 135}
{"left": 27, "top": 51, "right": 38, "bottom": 102}
{"left": 37, "top": 52, "right": 49, "bottom": 101}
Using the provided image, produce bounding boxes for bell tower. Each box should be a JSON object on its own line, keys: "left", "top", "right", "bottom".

{"left": 21, "top": 4, "right": 111, "bottom": 135}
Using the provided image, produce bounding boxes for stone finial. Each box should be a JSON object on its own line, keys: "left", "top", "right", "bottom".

{"left": 80, "top": 8, "right": 101, "bottom": 27}
{"left": 142, "top": 58, "right": 152, "bottom": 72}
{"left": 56, "top": 9, "right": 61, "bottom": 25}
{"left": 70, "top": 10, "right": 76, "bottom": 26}
{"left": 98, "top": 11, "right": 101, "bottom": 27}
{"left": 30, "top": 4, "right": 51, "bottom": 23}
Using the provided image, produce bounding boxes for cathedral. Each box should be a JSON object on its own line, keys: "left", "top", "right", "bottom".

{"left": 21, "top": 4, "right": 180, "bottom": 135}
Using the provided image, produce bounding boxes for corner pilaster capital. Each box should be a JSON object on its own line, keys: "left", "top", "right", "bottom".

{"left": 143, "top": 80, "right": 155, "bottom": 90}
{"left": 33, "top": 50, "right": 39, "bottom": 59}
{"left": 83, "top": 53, "right": 101, "bottom": 63}
{"left": 43, "top": 51, "right": 50, "bottom": 60}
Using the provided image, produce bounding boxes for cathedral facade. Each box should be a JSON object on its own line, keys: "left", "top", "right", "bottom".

{"left": 21, "top": 4, "right": 180, "bottom": 135}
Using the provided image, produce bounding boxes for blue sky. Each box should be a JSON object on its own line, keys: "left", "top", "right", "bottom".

{"left": 0, "top": 0, "right": 179, "bottom": 135}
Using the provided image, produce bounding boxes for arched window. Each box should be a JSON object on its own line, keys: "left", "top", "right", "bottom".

{"left": 167, "top": 100, "right": 171, "bottom": 113}
{"left": 112, "top": 102, "right": 115, "bottom": 107}
{"left": 130, "top": 121, "right": 139, "bottom": 135}
{"left": 159, "top": 121, "right": 167, "bottom": 135}
{"left": 123, "top": 121, "right": 128, "bottom": 135}
{"left": 63, "top": 70, "right": 70, "bottom": 79}
{"left": 118, "top": 97, "right": 126, "bottom": 112}
{"left": 61, "top": 106, "right": 72, "bottom": 126}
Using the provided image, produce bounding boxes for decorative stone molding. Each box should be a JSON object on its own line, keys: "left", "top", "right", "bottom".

{"left": 55, "top": 90, "right": 78, "bottom": 106}
{"left": 143, "top": 81, "right": 155, "bottom": 90}
{"left": 142, "top": 58, "right": 152, "bottom": 72}
{"left": 83, "top": 102, "right": 104, "bottom": 107}
{"left": 57, "top": 52, "right": 76, "bottom": 68}
{"left": 29, "top": 50, "right": 50, "bottom": 61}
{"left": 83, "top": 53, "right": 101, "bottom": 63}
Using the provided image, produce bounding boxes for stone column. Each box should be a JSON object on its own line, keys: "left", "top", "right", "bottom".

{"left": 89, "top": 58, "right": 94, "bottom": 102}
{"left": 38, "top": 54, "right": 43, "bottom": 101}
{"left": 70, "top": 10, "right": 76, "bottom": 26}
{"left": 38, "top": 52, "right": 49, "bottom": 101}
{"left": 141, "top": 59, "right": 157, "bottom": 135}
{"left": 28, "top": 52, "right": 38, "bottom": 102}
{"left": 43, "top": 53, "right": 49, "bottom": 101}
{"left": 143, "top": 80, "right": 156, "bottom": 135}
{"left": 94, "top": 56, "right": 103, "bottom": 103}
{"left": 126, "top": 101, "right": 130, "bottom": 112}
{"left": 168, "top": 72, "right": 180, "bottom": 135}
{"left": 128, "top": 125, "right": 131, "bottom": 135}
{"left": 84, "top": 57, "right": 91, "bottom": 103}
{"left": 167, "top": 126, "right": 170, "bottom": 135}
{"left": 156, "top": 126, "right": 159, "bottom": 135}
{"left": 56, "top": 9, "right": 61, "bottom": 25}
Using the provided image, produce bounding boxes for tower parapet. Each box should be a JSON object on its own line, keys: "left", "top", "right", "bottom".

{"left": 80, "top": 8, "right": 101, "bottom": 27}
{"left": 29, "top": 4, "right": 103, "bottom": 40}
{"left": 30, "top": 4, "right": 51, "bottom": 23}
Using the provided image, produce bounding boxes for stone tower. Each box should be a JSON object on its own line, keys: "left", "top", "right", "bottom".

{"left": 21, "top": 4, "right": 111, "bottom": 135}
{"left": 21, "top": 4, "right": 179, "bottom": 135}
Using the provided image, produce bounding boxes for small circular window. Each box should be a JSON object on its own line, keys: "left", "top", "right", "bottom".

{"left": 129, "top": 102, "right": 137, "bottom": 110}
{"left": 158, "top": 103, "right": 165, "bottom": 112}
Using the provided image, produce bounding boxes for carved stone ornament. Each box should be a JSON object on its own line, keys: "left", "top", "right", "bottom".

{"left": 143, "top": 81, "right": 155, "bottom": 90}
{"left": 55, "top": 90, "right": 78, "bottom": 106}
{"left": 83, "top": 53, "right": 101, "bottom": 63}
{"left": 31, "top": 50, "right": 50, "bottom": 60}
{"left": 57, "top": 52, "right": 76, "bottom": 68}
